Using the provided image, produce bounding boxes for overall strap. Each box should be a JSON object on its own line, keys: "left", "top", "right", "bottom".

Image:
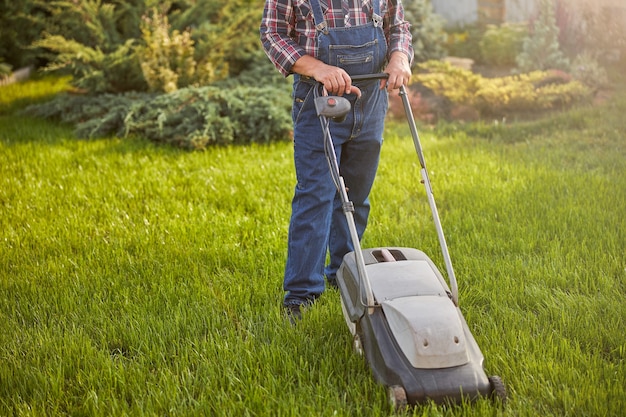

{"left": 309, "top": 0, "right": 328, "bottom": 34}
{"left": 310, "top": 0, "right": 383, "bottom": 33}
{"left": 371, "top": 0, "right": 382, "bottom": 28}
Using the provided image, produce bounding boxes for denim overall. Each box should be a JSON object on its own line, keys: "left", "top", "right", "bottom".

{"left": 284, "top": 0, "right": 389, "bottom": 306}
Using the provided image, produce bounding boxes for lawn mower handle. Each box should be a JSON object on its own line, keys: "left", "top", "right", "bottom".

{"left": 350, "top": 72, "right": 460, "bottom": 305}
{"left": 323, "top": 72, "right": 460, "bottom": 307}
{"left": 350, "top": 73, "right": 389, "bottom": 82}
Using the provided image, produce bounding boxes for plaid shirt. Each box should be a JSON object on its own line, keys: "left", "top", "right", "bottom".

{"left": 261, "top": 0, "right": 414, "bottom": 76}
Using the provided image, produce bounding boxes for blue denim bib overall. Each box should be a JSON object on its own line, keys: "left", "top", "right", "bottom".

{"left": 284, "top": 0, "right": 389, "bottom": 306}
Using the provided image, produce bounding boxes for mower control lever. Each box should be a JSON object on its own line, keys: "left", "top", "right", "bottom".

{"left": 314, "top": 96, "right": 351, "bottom": 122}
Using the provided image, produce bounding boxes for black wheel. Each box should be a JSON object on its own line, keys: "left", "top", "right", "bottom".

{"left": 388, "top": 385, "right": 407, "bottom": 411}
{"left": 488, "top": 375, "right": 507, "bottom": 405}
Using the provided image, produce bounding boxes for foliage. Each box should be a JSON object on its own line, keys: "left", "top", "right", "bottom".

{"left": 0, "top": 60, "right": 11, "bottom": 77}
{"left": 444, "top": 25, "right": 484, "bottom": 62}
{"left": 403, "top": 0, "right": 447, "bottom": 62}
{"left": 479, "top": 23, "right": 528, "bottom": 67}
{"left": 8, "top": 2, "right": 289, "bottom": 149}
{"left": 23, "top": 85, "right": 292, "bottom": 149}
{"left": 193, "top": 0, "right": 267, "bottom": 79}
{"left": 516, "top": 0, "right": 570, "bottom": 72}
{"left": 31, "top": 0, "right": 148, "bottom": 93}
{"left": 137, "top": 8, "right": 217, "bottom": 93}
{"left": 477, "top": 71, "right": 590, "bottom": 116}
{"left": 6, "top": 0, "right": 271, "bottom": 94}
{"left": 33, "top": 34, "right": 147, "bottom": 94}
{"left": 570, "top": 52, "right": 609, "bottom": 91}
{"left": 0, "top": 0, "right": 47, "bottom": 68}
{"left": 413, "top": 61, "right": 482, "bottom": 105}
{"left": 412, "top": 60, "right": 591, "bottom": 118}
{"left": 122, "top": 86, "right": 292, "bottom": 148}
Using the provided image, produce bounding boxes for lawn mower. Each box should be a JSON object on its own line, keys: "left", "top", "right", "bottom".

{"left": 314, "top": 73, "right": 507, "bottom": 409}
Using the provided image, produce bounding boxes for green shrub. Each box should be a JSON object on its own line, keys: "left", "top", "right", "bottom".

{"left": 412, "top": 60, "right": 482, "bottom": 104}
{"left": 32, "top": 1, "right": 148, "bottom": 93}
{"left": 444, "top": 26, "right": 484, "bottom": 62}
{"left": 13, "top": 1, "right": 273, "bottom": 94}
{"left": 479, "top": 23, "right": 528, "bottom": 67}
{"left": 0, "top": 1, "right": 47, "bottom": 68}
{"left": 137, "top": 8, "right": 217, "bottom": 93}
{"left": 23, "top": 85, "right": 292, "bottom": 149}
{"left": 123, "top": 86, "right": 292, "bottom": 148}
{"left": 34, "top": 34, "right": 147, "bottom": 94}
{"left": 516, "top": 0, "right": 569, "bottom": 72}
{"left": 476, "top": 70, "right": 590, "bottom": 116}
{"left": 570, "top": 52, "right": 609, "bottom": 92}
{"left": 413, "top": 60, "right": 591, "bottom": 118}
{"left": 403, "top": 0, "right": 447, "bottom": 62}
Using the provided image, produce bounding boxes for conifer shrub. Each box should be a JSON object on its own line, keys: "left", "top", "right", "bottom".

{"left": 137, "top": 8, "right": 217, "bottom": 93}
{"left": 516, "top": 0, "right": 569, "bottom": 72}
{"left": 15, "top": 1, "right": 272, "bottom": 94}
{"left": 0, "top": 1, "right": 47, "bottom": 68}
{"left": 413, "top": 61, "right": 482, "bottom": 105}
{"left": 444, "top": 26, "right": 484, "bottom": 63}
{"left": 123, "top": 86, "right": 292, "bottom": 148}
{"left": 570, "top": 52, "right": 609, "bottom": 92}
{"left": 24, "top": 85, "right": 292, "bottom": 149}
{"left": 412, "top": 60, "right": 591, "bottom": 118}
{"left": 479, "top": 23, "right": 528, "bottom": 67}
{"left": 33, "top": 35, "right": 147, "bottom": 93}
{"left": 403, "top": 0, "right": 447, "bottom": 62}
{"left": 31, "top": 0, "right": 148, "bottom": 93}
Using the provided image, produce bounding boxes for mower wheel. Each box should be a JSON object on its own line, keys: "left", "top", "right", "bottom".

{"left": 388, "top": 385, "right": 407, "bottom": 410}
{"left": 488, "top": 375, "right": 507, "bottom": 405}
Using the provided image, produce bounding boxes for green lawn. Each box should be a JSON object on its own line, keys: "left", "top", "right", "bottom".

{"left": 1, "top": 78, "right": 624, "bottom": 416}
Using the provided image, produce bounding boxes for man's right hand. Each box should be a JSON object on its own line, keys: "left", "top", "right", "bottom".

{"left": 292, "top": 56, "right": 360, "bottom": 97}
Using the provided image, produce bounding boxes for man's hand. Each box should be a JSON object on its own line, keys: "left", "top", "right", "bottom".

{"left": 292, "top": 55, "right": 360, "bottom": 97}
{"left": 381, "top": 51, "right": 412, "bottom": 90}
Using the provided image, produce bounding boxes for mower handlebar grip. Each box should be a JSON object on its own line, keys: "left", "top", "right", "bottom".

{"left": 350, "top": 73, "right": 389, "bottom": 82}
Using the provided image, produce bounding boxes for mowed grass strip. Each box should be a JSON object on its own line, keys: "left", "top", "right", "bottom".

{"left": 0, "top": 77, "right": 624, "bottom": 416}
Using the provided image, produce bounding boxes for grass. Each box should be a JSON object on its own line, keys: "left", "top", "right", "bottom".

{"left": 0, "top": 76, "right": 625, "bottom": 416}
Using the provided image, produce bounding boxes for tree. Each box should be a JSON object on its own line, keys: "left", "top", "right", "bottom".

{"left": 403, "top": 0, "right": 447, "bottom": 63}
{"left": 516, "top": 0, "right": 569, "bottom": 72}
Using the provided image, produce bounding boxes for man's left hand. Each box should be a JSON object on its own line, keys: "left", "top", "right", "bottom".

{"left": 382, "top": 51, "right": 412, "bottom": 90}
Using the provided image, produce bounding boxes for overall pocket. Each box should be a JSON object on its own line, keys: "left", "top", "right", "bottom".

{"left": 328, "top": 39, "right": 379, "bottom": 75}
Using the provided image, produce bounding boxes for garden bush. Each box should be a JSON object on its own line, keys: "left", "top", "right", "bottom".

{"left": 23, "top": 85, "right": 292, "bottom": 149}
{"left": 12, "top": 0, "right": 271, "bottom": 94}
{"left": 137, "top": 8, "right": 217, "bottom": 93}
{"left": 0, "top": 1, "right": 48, "bottom": 69}
{"left": 412, "top": 60, "right": 591, "bottom": 118}
{"left": 479, "top": 23, "right": 528, "bottom": 67}
{"left": 569, "top": 52, "right": 609, "bottom": 92}
{"left": 516, "top": 0, "right": 569, "bottom": 72}
{"left": 403, "top": 0, "right": 447, "bottom": 62}
{"left": 444, "top": 26, "right": 484, "bottom": 63}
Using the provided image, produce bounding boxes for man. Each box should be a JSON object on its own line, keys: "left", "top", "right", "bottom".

{"left": 260, "top": 0, "right": 413, "bottom": 321}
